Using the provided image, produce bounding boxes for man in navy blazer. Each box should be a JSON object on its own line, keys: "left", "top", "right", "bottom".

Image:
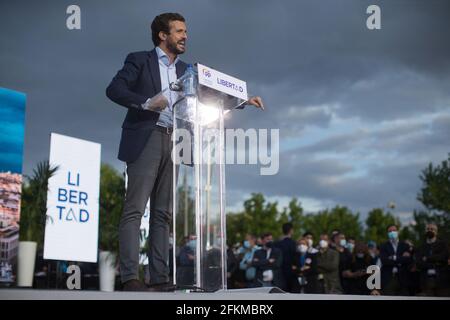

{"left": 379, "top": 224, "right": 413, "bottom": 295}
{"left": 106, "top": 13, "right": 263, "bottom": 291}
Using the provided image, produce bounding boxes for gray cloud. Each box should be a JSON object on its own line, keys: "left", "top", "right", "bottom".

{"left": 0, "top": 0, "right": 449, "bottom": 224}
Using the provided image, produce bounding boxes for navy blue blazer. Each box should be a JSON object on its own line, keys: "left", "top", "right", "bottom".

{"left": 106, "top": 49, "right": 188, "bottom": 163}
{"left": 379, "top": 240, "right": 413, "bottom": 288}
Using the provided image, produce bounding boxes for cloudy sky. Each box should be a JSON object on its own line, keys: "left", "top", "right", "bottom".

{"left": 1, "top": 0, "right": 449, "bottom": 224}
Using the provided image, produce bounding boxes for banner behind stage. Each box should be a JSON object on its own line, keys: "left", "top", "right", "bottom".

{"left": 43, "top": 133, "right": 101, "bottom": 263}
{"left": 0, "top": 87, "right": 26, "bottom": 285}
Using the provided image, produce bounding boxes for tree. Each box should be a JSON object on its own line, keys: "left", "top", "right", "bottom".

{"left": 415, "top": 154, "right": 450, "bottom": 243}
{"left": 98, "top": 163, "right": 125, "bottom": 254}
{"left": 408, "top": 210, "right": 450, "bottom": 245}
{"left": 364, "top": 208, "right": 400, "bottom": 244}
{"left": 417, "top": 154, "right": 450, "bottom": 214}
{"left": 280, "top": 198, "right": 304, "bottom": 240}
{"left": 20, "top": 161, "right": 59, "bottom": 246}
{"left": 303, "top": 206, "right": 363, "bottom": 241}
{"left": 226, "top": 193, "right": 284, "bottom": 245}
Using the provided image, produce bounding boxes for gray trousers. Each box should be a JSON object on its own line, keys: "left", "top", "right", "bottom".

{"left": 119, "top": 128, "right": 173, "bottom": 284}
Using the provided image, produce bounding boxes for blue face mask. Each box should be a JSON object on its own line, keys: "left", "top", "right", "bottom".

{"left": 339, "top": 239, "right": 347, "bottom": 247}
{"left": 243, "top": 240, "right": 250, "bottom": 249}
{"left": 388, "top": 231, "right": 398, "bottom": 240}
{"left": 346, "top": 243, "right": 354, "bottom": 252}
{"left": 188, "top": 239, "right": 196, "bottom": 250}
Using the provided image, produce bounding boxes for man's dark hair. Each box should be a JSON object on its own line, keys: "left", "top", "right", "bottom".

{"left": 261, "top": 232, "right": 272, "bottom": 240}
{"left": 151, "top": 13, "right": 185, "bottom": 46}
{"left": 331, "top": 232, "right": 341, "bottom": 242}
{"left": 303, "top": 231, "right": 313, "bottom": 238}
{"left": 386, "top": 224, "right": 398, "bottom": 231}
{"left": 282, "top": 223, "right": 293, "bottom": 235}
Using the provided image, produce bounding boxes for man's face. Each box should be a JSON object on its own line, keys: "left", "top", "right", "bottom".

{"left": 161, "top": 20, "right": 187, "bottom": 55}
{"left": 263, "top": 235, "right": 273, "bottom": 246}
{"left": 246, "top": 236, "right": 256, "bottom": 246}
{"left": 336, "top": 234, "right": 346, "bottom": 245}
{"left": 426, "top": 224, "right": 438, "bottom": 234}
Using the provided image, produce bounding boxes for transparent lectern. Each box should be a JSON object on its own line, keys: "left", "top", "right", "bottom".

{"left": 147, "top": 64, "right": 247, "bottom": 292}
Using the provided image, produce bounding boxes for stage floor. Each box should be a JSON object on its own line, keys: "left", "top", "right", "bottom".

{"left": 0, "top": 288, "right": 448, "bottom": 300}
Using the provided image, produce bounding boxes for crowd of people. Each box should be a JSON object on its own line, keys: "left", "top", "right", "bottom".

{"left": 219, "top": 223, "right": 449, "bottom": 296}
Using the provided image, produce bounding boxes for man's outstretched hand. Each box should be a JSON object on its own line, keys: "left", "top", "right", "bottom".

{"left": 247, "top": 96, "right": 264, "bottom": 110}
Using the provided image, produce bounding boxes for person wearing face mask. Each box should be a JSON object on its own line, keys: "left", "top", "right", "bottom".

{"left": 239, "top": 234, "right": 261, "bottom": 287}
{"left": 415, "top": 223, "right": 449, "bottom": 297}
{"left": 367, "top": 241, "right": 380, "bottom": 265}
{"left": 341, "top": 242, "right": 374, "bottom": 295}
{"left": 292, "top": 238, "right": 319, "bottom": 293}
{"left": 379, "top": 225, "right": 413, "bottom": 296}
{"left": 331, "top": 232, "right": 353, "bottom": 294}
{"left": 252, "top": 233, "right": 283, "bottom": 288}
{"left": 302, "top": 231, "right": 317, "bottom": 253}
{"left": 177, "top": 234, "right": 196, "bottom": 286}
{"left": 346, "top": 237, "right": 356, "bottom": 253}
{"left": 316, "top": 234, "right": 342, "bottom": 294}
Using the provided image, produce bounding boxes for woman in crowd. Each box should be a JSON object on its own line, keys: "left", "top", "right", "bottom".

{"left": 292, "top": 237, "right": 319, "bottom": 293}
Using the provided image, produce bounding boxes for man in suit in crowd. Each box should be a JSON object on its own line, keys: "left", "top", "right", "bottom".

{"left": 274, "top": 223, "right": 297, "bottom": 292}
{"left": 106, "top": 12, "right": 264, "bottom": 291}
{"left": 415, "top": 223, "right": 449, "bottom": 296}
{"left": 252, "top": 233, "right": 283, "bottom": 288}
{"left": 379, "top": 224, "right": 413, "bottom": 295}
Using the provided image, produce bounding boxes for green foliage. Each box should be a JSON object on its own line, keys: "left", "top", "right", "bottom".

{"left": 414, "top": 154, "right": 450, "bottom": 244}
{"left": 99, "top": 163, "right": 125, "bottom": 254}
{"left": 20, "top": 161, "right": 59, "bottom": 246}
{"left": 408, "top": 210, "right": 450, "bottom": 245}
{"left": 303, "top": 206, "right": 363, "bottom": 240}
{"left": 281, "top": 198, "right": 303, "bottom": 239}
{"left": 417, "top": 154, "right": 450, "bottom": 214}
{"left": 226, "top": 193, "right": 282, "bottom": 245}
{"left": 364, "top": 208, "right": 400, "bottom": 244}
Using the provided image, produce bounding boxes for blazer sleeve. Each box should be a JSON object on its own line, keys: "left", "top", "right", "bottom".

{"left": 106, "top": 52, "right": 149, "bottom": 109}
{"left": 252, "top": 250, "right": 269, "bottom": 268}
{"left": 397, "top": 243, "right": 413, "bottom": 266}
{"left": 380, "top": 243, "right": 395, "bottom": 267}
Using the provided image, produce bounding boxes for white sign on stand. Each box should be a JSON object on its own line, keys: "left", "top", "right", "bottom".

{"left": 43, "top": 133, "right": 101, "bottom": 263}
{"left": 197, "top": 63, "right": 248, "bottom": 101}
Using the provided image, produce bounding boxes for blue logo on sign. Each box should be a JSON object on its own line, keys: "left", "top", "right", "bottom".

{"left": 217, "top": 78, "right": 243, "bottom": 93}
{"left": 202, "top": 68, "right": 211, "bottom": 78}
{"left": 56, "top": 171, "right": 90, "bottom": 223}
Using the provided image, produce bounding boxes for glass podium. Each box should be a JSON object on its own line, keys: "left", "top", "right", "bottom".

{"left": 146, "top": 64, "right": 246, "bottom": 291}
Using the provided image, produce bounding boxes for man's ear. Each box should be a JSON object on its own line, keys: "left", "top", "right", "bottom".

{"left": 158, "top": 31, "right": 167, "bottom": 42}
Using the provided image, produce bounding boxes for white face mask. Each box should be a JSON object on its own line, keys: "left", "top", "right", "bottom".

{"left": 307, "top": 239, "right": 313, "bottom": 247}
{"left": 298, "top": 244, "right": 308, "bottom": 253}
{"left": 319, "top": 240, "right": 328, "bottom": 249}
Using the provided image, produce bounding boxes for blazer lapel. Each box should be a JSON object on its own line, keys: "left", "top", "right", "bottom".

{"left": 176, "top": 60, "right": 187, "bottom": 78}
{"left": 148, "top": 49, "right": 161, "bottom": 93}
